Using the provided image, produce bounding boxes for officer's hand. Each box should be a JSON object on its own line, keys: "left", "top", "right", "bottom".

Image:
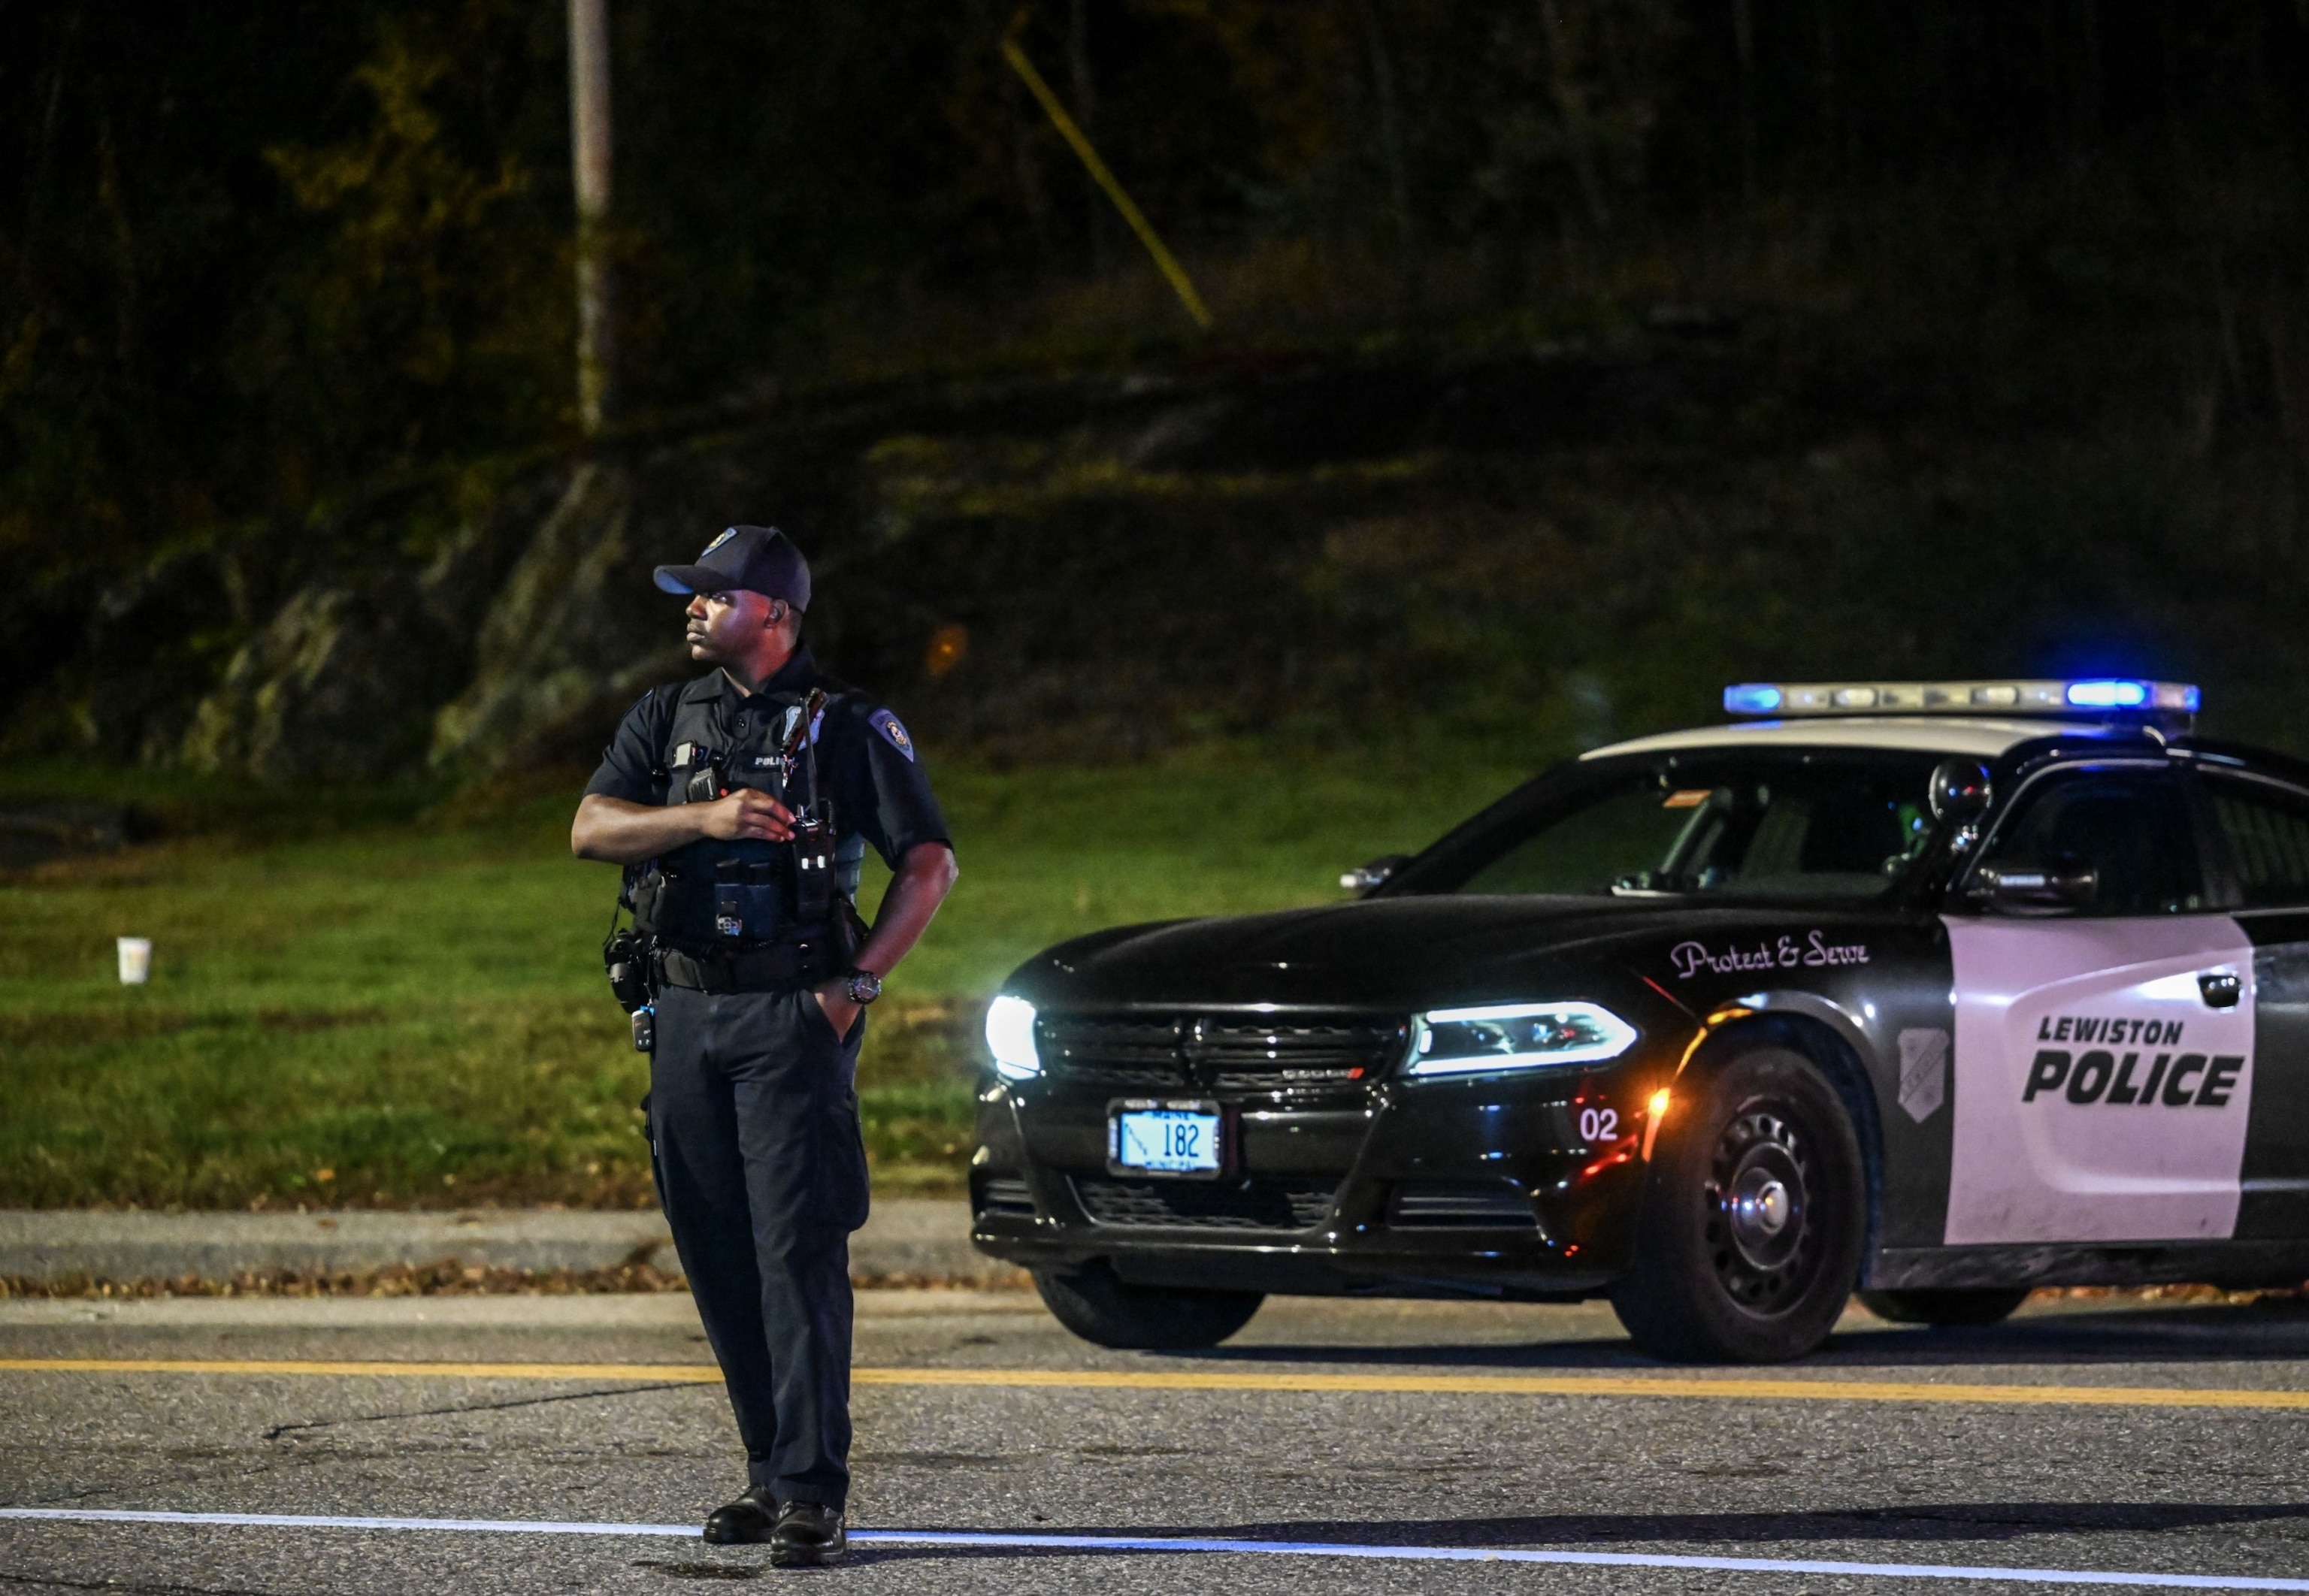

{"left": 812, "top": 982, "right": 861, "bottom": 1039}
{"left": 700, "top": 787, "right": 794, "bottom": 842}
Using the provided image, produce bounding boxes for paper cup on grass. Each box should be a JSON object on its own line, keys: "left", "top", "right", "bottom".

{"left": 117, "top": 937, "right": 153, "bottom": 985}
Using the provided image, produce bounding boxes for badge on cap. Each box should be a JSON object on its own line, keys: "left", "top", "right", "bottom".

{"left": 870, "top": 709, "right": 915, "bottom": 762}
{"left": 701, "top": 527, "right": 737, "bottom": 557}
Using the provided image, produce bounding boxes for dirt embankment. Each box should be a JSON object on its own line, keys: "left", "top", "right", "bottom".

{"left": 56, "top": 330, "right": 2309, "bottom": 781}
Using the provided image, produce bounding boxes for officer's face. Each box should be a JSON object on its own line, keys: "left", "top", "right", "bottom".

{"left": 684, "top": 590, "right": 781, "bottom": 663}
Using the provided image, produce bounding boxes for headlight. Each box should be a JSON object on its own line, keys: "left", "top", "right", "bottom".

{"left": 1406, "top": 1001, "right": 1638, "bottom": 1077}
{"left": 985, "top": 994, "right": 1042, "bottom": 1081}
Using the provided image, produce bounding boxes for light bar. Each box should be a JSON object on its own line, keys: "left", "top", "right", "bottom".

{"left": 1721, "top": 679, "right": 2200, "bottom": 718}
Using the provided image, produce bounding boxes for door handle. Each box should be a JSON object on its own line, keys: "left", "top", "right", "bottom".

{"left": 2199, "top": 972, "right": 2243, "bottom": 1010}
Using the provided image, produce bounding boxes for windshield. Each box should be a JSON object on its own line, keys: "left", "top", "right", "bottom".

{"left": 1392, "top": 748, "right": 1947, "bottom": 901}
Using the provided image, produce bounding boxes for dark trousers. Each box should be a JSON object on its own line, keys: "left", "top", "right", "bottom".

{"left": 649, "top": 983, "right": 870, "bottom": 1507}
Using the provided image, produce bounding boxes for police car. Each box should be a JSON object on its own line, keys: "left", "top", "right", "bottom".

{"left": 969, "top": 680, "right": 2309, "bottom": 1362}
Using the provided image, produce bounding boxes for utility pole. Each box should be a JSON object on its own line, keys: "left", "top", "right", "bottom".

{"left": 568, "top": 0, "right": 614, "bottom": 437}
{"left": 1731, "top": 0, "right": 1757, "bottom": 207}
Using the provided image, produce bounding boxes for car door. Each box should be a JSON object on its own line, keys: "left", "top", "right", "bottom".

{"left": 1942, "top": 761, "right": 2256, "bottom": 1246}
{"left": 2199, "top": 768, "right": 2309, "bottom": 1238}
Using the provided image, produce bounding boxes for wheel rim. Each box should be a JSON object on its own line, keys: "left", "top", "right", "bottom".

{"left": 1702, "top": 1100, "right": 1823, "bottom": 1316}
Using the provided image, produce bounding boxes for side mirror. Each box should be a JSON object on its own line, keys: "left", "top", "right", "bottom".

{"left": 1340, "top": 854, "right": 1409, "bottom": 894}
{"left": 1929, "top": 757, "right": 1993, "bottom": 823}
{"left": 1976, "top": 854, "right": 2099, "bottom": 915}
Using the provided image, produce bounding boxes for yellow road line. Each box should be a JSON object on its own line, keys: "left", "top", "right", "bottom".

{"left": 0, "top": 1359, "right": 724, "bottom": 1383}
{"left": 4, "top": 1357, "right": 2307, "bottom": 1411}
{"left": 853, "top": 1368, "right": 2309, "bottom": 1411}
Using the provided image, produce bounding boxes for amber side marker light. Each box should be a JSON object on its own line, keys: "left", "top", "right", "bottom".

{"left": 1642, "top": 1089, "right": 1672, "bottom": 1160}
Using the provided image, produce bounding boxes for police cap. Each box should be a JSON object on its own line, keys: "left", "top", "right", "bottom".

{"left": 652, "top": 525, "right": 812, "bottom": 611}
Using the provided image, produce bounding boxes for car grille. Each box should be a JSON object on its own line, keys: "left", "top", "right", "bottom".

{"left": 1388, "top": 1183, "right": 1536, "bottom": 1228}
{"left": 1072, "top": 1175, "right": 1339, "bottom": 1232}
{"left": 1038, "top": 1011, "right": 1408, "bottom": 1093}
{"left": 973, "top": 1175, "right": 1036, "bottom": 1219}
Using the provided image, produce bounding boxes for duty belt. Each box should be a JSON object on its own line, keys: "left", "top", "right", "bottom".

{"left": 653, "top": 939, "right": 837, "bottom": 993}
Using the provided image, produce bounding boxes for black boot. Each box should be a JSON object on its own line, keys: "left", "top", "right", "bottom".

{"left": 702, "top": 1484, "right": 777, "bottom": 1545}
{"left": 770, "top": 1500, "right": 847, "bottom": 1567}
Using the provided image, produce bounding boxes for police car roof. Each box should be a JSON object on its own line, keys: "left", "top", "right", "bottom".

{"left": 1582, "top": 716, "right": 2103, "bottom": 761}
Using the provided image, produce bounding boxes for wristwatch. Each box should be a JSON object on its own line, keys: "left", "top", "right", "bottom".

{"left": 843, "top": 968, "right": 882, "bottom": 1006}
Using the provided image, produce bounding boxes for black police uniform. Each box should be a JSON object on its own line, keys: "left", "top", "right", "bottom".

{"left": 586, "top": 644, "right": 949, "bottom": 1510}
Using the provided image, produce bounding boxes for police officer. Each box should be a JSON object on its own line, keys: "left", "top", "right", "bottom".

{"left": 571, "top": 525, "right": 957, "bottom": 1567}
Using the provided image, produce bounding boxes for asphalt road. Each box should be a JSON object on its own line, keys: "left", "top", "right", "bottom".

{"left": 4, "top": 1287, "right": 2309, "bottom": 1594}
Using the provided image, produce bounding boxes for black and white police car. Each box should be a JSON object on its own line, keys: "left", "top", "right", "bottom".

{"left": 969, "top": 679, "right": 2309, "bottom": 1362}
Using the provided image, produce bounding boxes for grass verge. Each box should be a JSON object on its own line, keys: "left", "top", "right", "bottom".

{"left": 0, "top": 743, "right": 1522, "bottom": 1207}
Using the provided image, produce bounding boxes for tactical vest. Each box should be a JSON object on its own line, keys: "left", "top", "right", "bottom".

{"left": 626, "top": 679, "right": 867, "bottom": 950}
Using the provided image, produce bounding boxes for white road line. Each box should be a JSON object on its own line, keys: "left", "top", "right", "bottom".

{"left": 2, "top": 1507, "right": 2305, "bottom": 1590}
{"left": 0, "top": 1507, "right": 703, "bottom": 1537}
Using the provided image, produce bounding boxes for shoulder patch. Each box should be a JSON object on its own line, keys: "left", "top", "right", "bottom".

{"left": 870, "top": 709, "right": 915, "bottom": 762}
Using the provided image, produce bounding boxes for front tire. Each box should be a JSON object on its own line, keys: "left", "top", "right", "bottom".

{"left": 1610, "top": 1045, "right": 1867, "bottom": 1363}
{"left": 1032, "top": 1260, "right": 1264, "bottom": 1350}
{"left": 1857, "top": 1287, "right": 2031, "bottom": 1327}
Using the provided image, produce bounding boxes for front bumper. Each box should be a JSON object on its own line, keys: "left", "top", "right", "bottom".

{"left": 968, "top": 1050, "right": 1677, "bottom": 1300}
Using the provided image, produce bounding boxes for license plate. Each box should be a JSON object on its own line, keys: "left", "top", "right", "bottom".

{"left": 1109, "top": 1100, "right": 1223, "bottom": 1177}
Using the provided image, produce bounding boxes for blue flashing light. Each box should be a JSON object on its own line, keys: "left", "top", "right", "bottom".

{"left": 2176, "top": 684, "right": 2204, "bottom": 712}
{"left": 1723, "top": 683, "right": 1784, "bottom": 715}
{"left": 2065, "top": 679, "right": 2150, "bottom": 709}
